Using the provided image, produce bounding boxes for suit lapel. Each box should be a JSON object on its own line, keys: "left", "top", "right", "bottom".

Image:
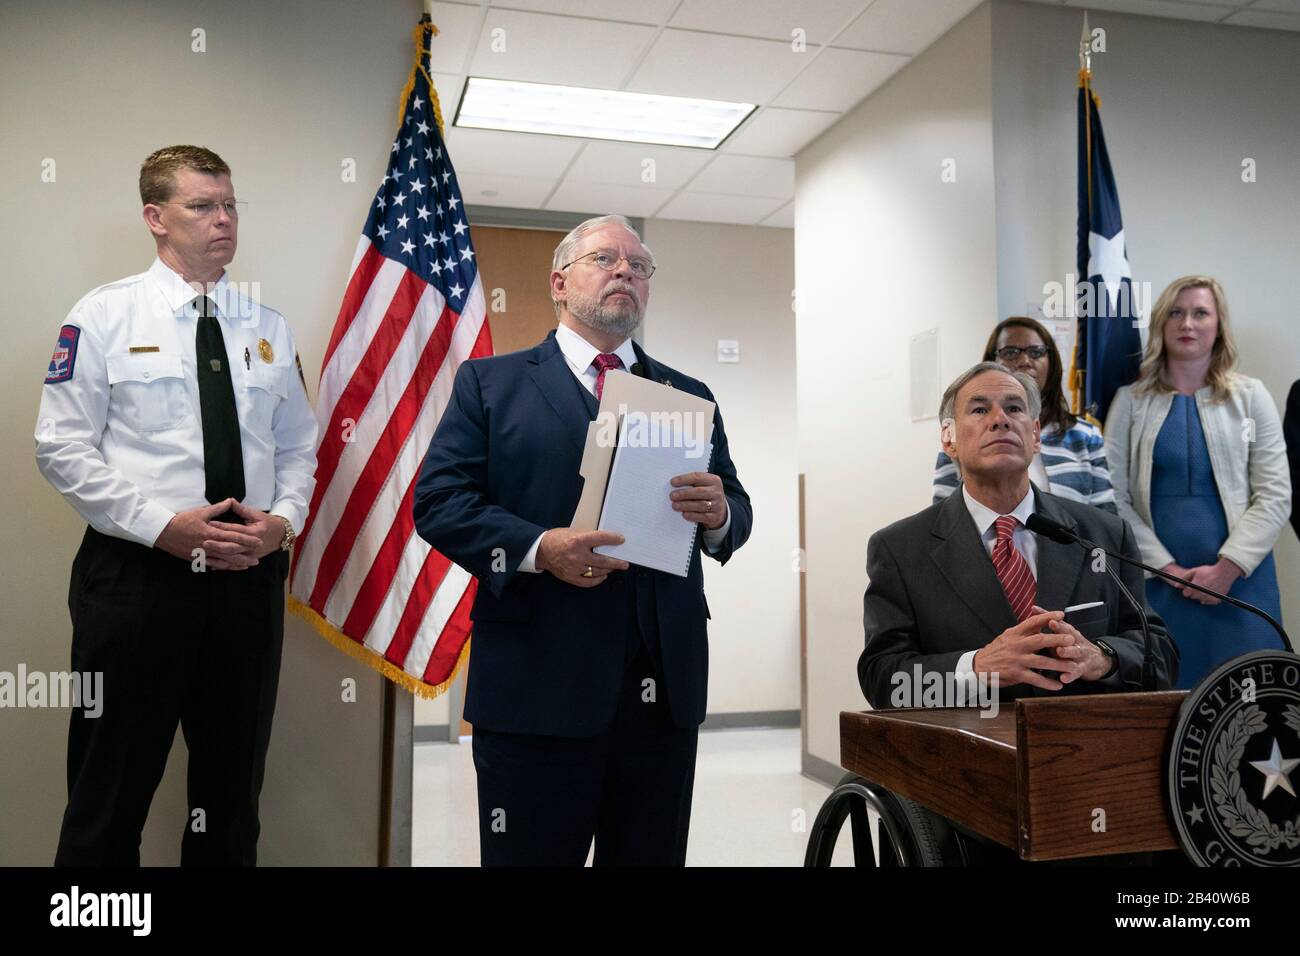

{"left": 1030, "top": 486, "right": 1087, "bottom": 613}
{"left": 527, "top": 331, "right": 593, "bottom": 453}
{"left": 928, "top": 491, "right": 1017, "bottom": 637}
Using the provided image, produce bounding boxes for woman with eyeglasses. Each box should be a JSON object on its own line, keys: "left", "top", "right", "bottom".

{"left": 932, "top": 316, "right": 1117, "bottom": 511}
{"left": 1105, "top": 276, "right": 1290, "bottom": 688}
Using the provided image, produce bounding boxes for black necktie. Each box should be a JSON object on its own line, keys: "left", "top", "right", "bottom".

{"left": 194, "top": 295, "right": 245, "bottom": 505}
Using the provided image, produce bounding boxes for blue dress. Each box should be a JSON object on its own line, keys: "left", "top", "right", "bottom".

{"left": 1145, "top": 394, "right": 1285, "bottom": 689}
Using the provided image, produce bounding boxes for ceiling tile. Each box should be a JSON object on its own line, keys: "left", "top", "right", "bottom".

{"left": 453, "top": 171, "right": 559, "bottom": 208}
{"left": 760, "top": 201, "right": 795, "bottom": 228}
{"left": 488, "top": 0, "right": 679, "bottom": 24}
{"left": 720, "top": 107, "right": 841, "bottom": 158}
{"left": 468, "top": 9, "right": 657, "bottom": 88}
{"left": 686, "top": 155, "right": 794, "bottom": 199}
{"left": 668, "top": 0, "right": 868, "bottom": 44}
{"left": 655, "top": 191, "right": 788, "bottom": 225}
{"left": 426, "top": 2, "right": 485, "bottom": 72}
{"left": 1060, "top": 0, "right": 1235, "bottom": 22}
{"left": 835, "top": 0, "right": 983, "bottom": 55}
{"left": 545, "top": 181, "right": 676, "bottom": 218}
{"left": 1252, "top": 0, "right": 1300, "bottom": 12}
{"left": 563, "top": 141, "right": 714, "bottom": 192}
{"left": 626, "top": 29, "right": 808, "bottom": 103}
{"left": 1222, "top": 9, "right": 1300, "bottom": 30}
{"left": 444, "top": 126, "right": 583, "bottom": 178}
{"left": 431, "top": 72, "right": 466, "bottom": 116}
{"left": 772, "top": 48, "right": 908, "bottom": 112}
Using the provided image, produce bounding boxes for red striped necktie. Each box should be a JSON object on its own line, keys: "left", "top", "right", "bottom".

{"left": 992, "top": 515, "right": 1036, "bottom": 622}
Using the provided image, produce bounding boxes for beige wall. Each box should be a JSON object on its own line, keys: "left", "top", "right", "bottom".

{"left": 989, "top": 0, "right": 1300, "bottom": 628}
{"left": 795, "top": 4, "right": 999, "bottom": 769}
{"left": 0, "top": 0, "right": 428, "bottom": 864}
{"left": 643, "top": 218, "right": 799, "bottom": 716}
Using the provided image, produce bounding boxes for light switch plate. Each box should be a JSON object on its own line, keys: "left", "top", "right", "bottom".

{"left": 717, "top": 339, "right": 740, "bottom": 363}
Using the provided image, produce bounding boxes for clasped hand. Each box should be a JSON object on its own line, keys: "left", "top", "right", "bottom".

{"left": 972, "top": 605, "right": 1110, "bottom": 690}
{"left": 156, "top": 499, "right": 284, "bottom": 570}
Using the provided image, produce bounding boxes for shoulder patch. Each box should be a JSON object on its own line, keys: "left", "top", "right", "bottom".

{"left": 45, "top": 324, "right": 81, "bottom": 384}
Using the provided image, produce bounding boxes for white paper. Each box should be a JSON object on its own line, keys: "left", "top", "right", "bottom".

{"left": 594, "top": 418, "right": 713, "bottom": 577}
{"left": 572, "top": 369, "right": 715, "bottom": 531}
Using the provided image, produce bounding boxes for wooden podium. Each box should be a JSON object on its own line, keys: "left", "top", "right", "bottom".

{"left": 838, "top": 691, "right": 1188, "bottom": 861}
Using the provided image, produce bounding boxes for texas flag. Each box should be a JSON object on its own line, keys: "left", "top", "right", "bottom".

{"left": 1072, "top": 71, "right": 1142, "bottom": 427}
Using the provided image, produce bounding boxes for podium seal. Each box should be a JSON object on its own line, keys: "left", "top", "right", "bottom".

{"left": 1169, "top": 650, "right": 1300, "bottom": 866}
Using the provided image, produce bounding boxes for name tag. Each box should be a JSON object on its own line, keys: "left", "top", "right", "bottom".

{"left": 129, "top": 346, "right": 160, "bottom": 353}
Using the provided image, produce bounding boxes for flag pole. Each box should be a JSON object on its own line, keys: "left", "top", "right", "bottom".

{"left": 378, "top": 8, "right": 437, "bottom": 867}
{"left": 1069, "top": 13, "right": 1092, "bottom": 418}
{"left": 1080, "top": 12, "right": 1092, "bottom": 205}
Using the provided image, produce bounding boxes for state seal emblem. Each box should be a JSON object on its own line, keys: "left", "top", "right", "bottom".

{"left": 1169, "top": 650, "right": 1300, "bottom": 866}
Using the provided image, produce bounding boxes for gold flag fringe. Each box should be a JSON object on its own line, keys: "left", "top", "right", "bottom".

{"left": 288, "top": 594, "right": 470, "bottom": 700}
{"left": 397, "top": 19, "right": 447, "bottom": 139}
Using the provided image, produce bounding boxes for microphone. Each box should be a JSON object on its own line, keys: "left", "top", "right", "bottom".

{"left": 1026, "top": 513, "right": 1294, "bottom": 687}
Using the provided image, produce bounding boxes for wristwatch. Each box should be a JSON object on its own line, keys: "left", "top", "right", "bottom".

{"left": 1095, "top": 639, "right": 1119, "bottom": 679}
{"left": 272, "top": 515, "right": 296, "bottom": 552}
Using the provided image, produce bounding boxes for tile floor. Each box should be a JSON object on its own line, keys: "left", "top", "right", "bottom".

{"left": 412, "top": 727, "right": 855, "bottom": 866}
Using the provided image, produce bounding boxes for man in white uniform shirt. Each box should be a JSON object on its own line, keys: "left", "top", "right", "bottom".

{"left": 35, "top": 145, "right": 317, "bottom": 866}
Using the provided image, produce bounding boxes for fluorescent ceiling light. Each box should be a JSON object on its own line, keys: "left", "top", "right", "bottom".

{"left": 453, "top": 77, "right": 755, "bottom": 150}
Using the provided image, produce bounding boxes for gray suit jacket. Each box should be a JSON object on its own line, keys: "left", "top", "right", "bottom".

{"left": 858, "top": 484, "right": 1179, "bottom": 708}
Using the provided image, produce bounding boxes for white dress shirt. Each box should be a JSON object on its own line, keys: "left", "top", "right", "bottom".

{"left": 518, "top": 322, "right": 730, "bottom": 572}
{"left": 954, "top": 484, "right": 1037, "bottom": 676}
{"left": 35, "top": 257, "right": 318, "bottom": 547}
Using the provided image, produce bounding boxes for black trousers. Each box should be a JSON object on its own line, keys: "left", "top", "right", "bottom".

{"left": 54, "top": 527, "right": 287, "bottom": 867}
{"left": 472, "top": 642, "right": 699, "bottom": 867}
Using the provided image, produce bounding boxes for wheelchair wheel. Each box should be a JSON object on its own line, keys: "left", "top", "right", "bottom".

{"left": 803, "top": 773, "right": 958, "bottom": 867}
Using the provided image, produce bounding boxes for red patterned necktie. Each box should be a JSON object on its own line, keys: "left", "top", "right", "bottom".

{"left": 992, "top": 515, "right": 1037, "bottom": 622}
{"left": 592, "top": 352, "right": 623, "bottom": 400}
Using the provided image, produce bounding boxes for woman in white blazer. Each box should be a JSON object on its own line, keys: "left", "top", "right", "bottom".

{"left": 1105, "top": 276, "right": 1291, "bottom": 688}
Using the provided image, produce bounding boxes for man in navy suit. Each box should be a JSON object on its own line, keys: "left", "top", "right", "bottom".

{"left": 413, "top": 214, "right": 751, "bottom": 866}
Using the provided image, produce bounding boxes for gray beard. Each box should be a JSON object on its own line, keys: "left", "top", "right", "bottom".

{"left": 569, "top": 295, "right": 643, "bottom": 340}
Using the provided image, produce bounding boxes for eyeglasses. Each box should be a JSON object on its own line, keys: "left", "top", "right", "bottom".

{"left": 995, "top": 346, "right": 1050, "bottom": 361}
{"left": 157, "top": 199, "right": 246, "bottom": 219}
{"left": 561, "top": 248, "right": 656, "bottom": 279}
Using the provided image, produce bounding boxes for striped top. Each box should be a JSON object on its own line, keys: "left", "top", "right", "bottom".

{"left": 932, "top": 419, "right": 1118, "bottom": 513}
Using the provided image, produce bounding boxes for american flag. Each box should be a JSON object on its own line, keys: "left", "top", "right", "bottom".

{"left": 288, "top": 16, "right": 491, "bottom": 697}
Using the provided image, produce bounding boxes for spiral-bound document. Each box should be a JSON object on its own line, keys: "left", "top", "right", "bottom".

{"left": 593, "top": 417, "right": 713, "bottom": 577}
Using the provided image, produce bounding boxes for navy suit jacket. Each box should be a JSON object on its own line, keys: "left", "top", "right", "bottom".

{"left": 413, "top": 331, "right": 752, "bottom": 736}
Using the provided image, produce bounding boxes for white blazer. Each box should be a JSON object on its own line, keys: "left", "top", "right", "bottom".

{"left": 1104, "top": 376, "right": 1292, "bottom": 577}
